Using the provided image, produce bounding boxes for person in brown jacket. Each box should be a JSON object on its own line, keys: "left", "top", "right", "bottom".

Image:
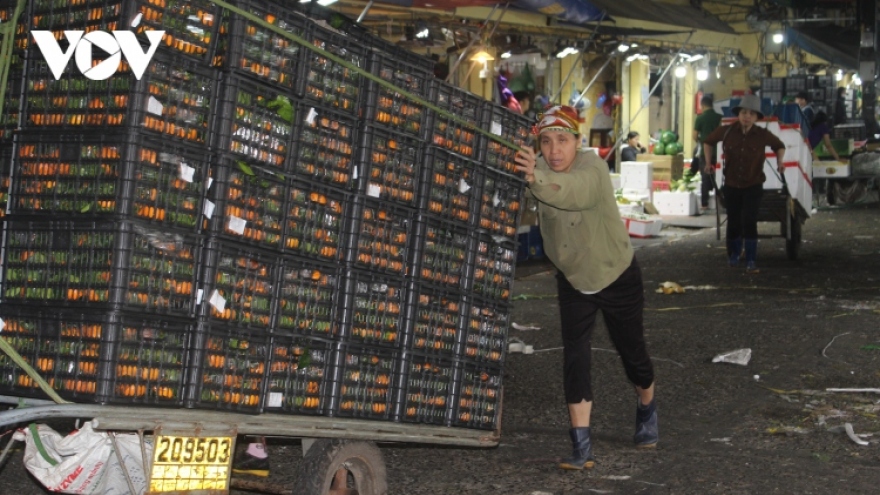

{"left": 702, "top": 95, "right": 785, "bottom": 273}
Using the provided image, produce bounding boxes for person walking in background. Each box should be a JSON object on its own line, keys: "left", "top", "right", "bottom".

{"left": 809, "top": 111, "right": 842, "bottom": 162}
{"left": 833, "top": 87, "right": 848, "bottom": 126}
{"left": 691, "top": 95, "right": 722, "bottom": 212}
{"left": 620, "top": 131, "right": 646, "bottom": 162}
{"left": 514, "top": 106, "right": 657, "bottom": 471}
{"left": 703, "top": 95, "right": 785, "bottom": 274}
{"left": 794, "top": 91, "right": 815, "bottom": 128}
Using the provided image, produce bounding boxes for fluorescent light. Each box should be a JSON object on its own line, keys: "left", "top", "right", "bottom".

{"left": 835, "top": 69, "right": 843, "bottom": 81}
{"left": 617, "top": 43, "right": 630, "bottom": 53}
{"left": 317, "top": 0, "right": 337, "bottom": 5}
{"left": 772, "top": 32, "right": 784, "bottom": 44}
{"left": 853, "top": 74, "right": 862, "bottom": 86}
{"left": 500, "top": 51, "right": 512, "bottom": 59}
{"left": 556, "top": 47, "right": 578, "bottom": 58}
{"left": 696, "top": 68, "right": 708, "bottom": 81}
{"left": 674, "top": 65, "right": 687, "bottom": 78}
{"left": 687, "top": 54, "right": 704, "bottom": 62}
{"left": 416, "top": 28, "right": 429, "bottom": 39}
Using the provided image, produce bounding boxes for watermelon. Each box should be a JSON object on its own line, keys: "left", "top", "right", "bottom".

{"left": 661, "top": 130, "right": 677, "bottom": 144}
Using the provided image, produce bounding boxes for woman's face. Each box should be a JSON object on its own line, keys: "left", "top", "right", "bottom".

{"left": 738, "top": 109, "right": 759, "bottom": 128}
{"left": 539, "top": 130, "right": 579, "bottom": 173}
{"left": 627, "top": 135, "right": 640, "bottom": 147}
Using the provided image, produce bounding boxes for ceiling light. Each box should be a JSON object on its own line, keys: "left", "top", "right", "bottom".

{"left": 617, "top": 43, "right": 630, "bottom": 53}
{"left": 316, "top": 0, "right": 337, "bottom": 5}
{"left": 416, "top": 28, "right": 429, "bottom": 39}
{"left": 696, "top": 68, "right": 708, "bottom": 81}
{"left": 687, "top": 53, "right": 704, "bottom": 62}
{"left": 835, "top": 69, "right": 843, "bottom": 81}
{"left": 853, "top": 74, "right": 862, "bottom": 86}
{"left": 500, "top": 51, "right": 512, "bottom": 59}
{"left": 556, "top": 46, "right": 579, "bottom": 58}
{"left": 674, "top": 65, "right": 687, "bottom": 78}
{"left": 772, "top": 32, "right": 784, "bottom": 44}
{"left": 469, "top": 49, "right": 494, "bottom": 63}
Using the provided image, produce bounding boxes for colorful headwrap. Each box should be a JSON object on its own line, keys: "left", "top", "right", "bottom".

{"left": 532, "top": 105, "right": 580, "bottom": 135}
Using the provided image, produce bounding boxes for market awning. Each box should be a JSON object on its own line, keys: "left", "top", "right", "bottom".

{"left": 785, "top": 25, "right": 860, "bottom": 70}
{"left": 577, "top": 0, "right": 735, "bottom": 34}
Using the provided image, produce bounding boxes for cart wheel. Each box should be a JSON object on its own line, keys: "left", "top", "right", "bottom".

{"left": 786, "top": 216, "right": 802, "bottom": 261}
{"left": 294, "top": 439, "right": 387, "bottom": 495}
{"left": 826, "top": 182, "right": 835, "bottom": 205}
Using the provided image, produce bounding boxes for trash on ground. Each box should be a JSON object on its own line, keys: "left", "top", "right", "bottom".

{"left": 844, "top": 423, "right": 870, "bottom": 446}
{"left": 600, "top": 475, "right": 632, "bottom": 481}
{"left": 655, "top": 281, "right": 685, "bottom": 294}
{"left": 710, "top": 437, "right": 732, "bottom": 443}
{"left": 765, "top": 426, "right": 810, "bottom": 435}
{"left": 507, "top": 338, "right": 534, "bottom": 355}
{"left": 511, "top": 293, "right": 555, "bottom": 301}
{"left": 712, "top": 348, "right": 752, "bottom": 365}
{"left": 826, "top": 388, "right": 880, "bottom": 394}
{"left": 511, "top": 322, "right": 542, "bottom": 331}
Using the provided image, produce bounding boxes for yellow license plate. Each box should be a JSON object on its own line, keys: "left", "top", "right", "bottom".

{"left": 149, "top": 434, "right": 235, "bottom": 493}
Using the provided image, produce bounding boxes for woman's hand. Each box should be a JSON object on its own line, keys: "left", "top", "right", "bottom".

{"left": 515, "top": 146, "right": 538, "bottom": 184}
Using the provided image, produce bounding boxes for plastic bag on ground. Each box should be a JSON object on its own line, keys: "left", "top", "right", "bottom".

{"left": 712, "top": 348, "right": 752, "bottom": 365}
{"left": 15, "top": 422, "right": 151, "bottom": 495}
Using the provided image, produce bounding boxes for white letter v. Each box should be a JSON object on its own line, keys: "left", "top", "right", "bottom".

{"left": 32, "top": 30, "right": 83, "bottom": 80}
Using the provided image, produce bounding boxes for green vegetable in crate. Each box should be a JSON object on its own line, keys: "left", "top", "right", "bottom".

{"left": 660, "top": 130, "right": 677, "bottom": 144}
{"left": 653, "top": 142, "right": 668, "bottom": 155}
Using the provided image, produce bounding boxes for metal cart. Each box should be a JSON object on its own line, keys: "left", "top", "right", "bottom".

{"left": 715, "top": 185, "right": 808, "bottom": 261}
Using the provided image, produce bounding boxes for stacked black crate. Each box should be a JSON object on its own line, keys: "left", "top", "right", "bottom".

{"left": 760, "top": 77, "right": 784, "bottom": 106}
{"left": 0, "top": 0, "right": 221, "bottom": 406}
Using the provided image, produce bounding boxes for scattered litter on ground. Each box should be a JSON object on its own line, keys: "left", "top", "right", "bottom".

{"left": 682, "top": 285, "right": 719, "bottom": 291}
{"left": 635, "top": 481, "right": 666, "bottom": 487}
{"left": 710, "top": 437, "right": 732, "bottom": 443}
{"left": 600, "top": 475, "right": 631, "bottom": 481}
{"left": 507, "top": 338, "right": 534, "bottom": 355}
{"left": 822, "top": 332, "right": 851, "bottom": 358}
{"left": 587, "top": 490, "right": 613, "bottom": 494}
{"left": 655, "top": 281, "right": 685, "bottom": 294}
{"left": 530, "top": 491, "right": 555, "bottom": 495}
{"left": 650, "top": 302, "right": 743, "bottom": 312}
{"left": 712, "top": 348, "right": 752, "bottom": 365}
{"left": 844, "top": 423, "right": 870, "bottom": 446}
{"left": 753, "top": 375, "right": 760, "bottom": 381}
{"left": 766, "top": 426, "right": 810, "bottom": 435}
{"left": 511, "top": 294, "right": 555, "bottom": 301}
{"left": 511, "top": 322, "right": 542, "bottom": 331}
{"left": 860, "top": 344, "right": 880, "bottom": 351}
{"left": 827, "top": 388, "right": 880, "bottom": 394}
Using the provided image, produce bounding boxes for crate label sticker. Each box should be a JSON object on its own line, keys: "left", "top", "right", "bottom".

{"left": 203, "top": 200, "right": 215, "bottom": 219}
{"left": 147, "top": 96, "right": 164, "bottom": 116}
{"left": 367, "top": 184, "right": 382, "bottom": 198}
{"left": 208, "top": 290, "right": 226, "bottom": 312}
{"left": 0, "top": 318, "right": 4, "bottom": 332}
{"left": 492, "top": 190, "right": 501, "bottom": 207}
{"left": 267, "top": 392, "right": 283, "bottom": 408}
{"left": 353, "top": 165, "right": 359, "bottom": 180}
{"left": 196, "top": 288, "right": 204, "bottom": 305}
{"left": 491, "top": 120, "right": 503, "bottom": 136}
{"left": 206, "top": 177, "right": 213, "bottom": 191}
{"left": 458, "top": 179, "right": 471, "bottom": 194}
{"left": 227, "top": 215, "right": 247, "bottom": 235}
{"left": 306, "top": 108, "right": 318, "bottom": 125}
{"left": 130, "top": 12, "right": 143, "bottom": 27}
{"left": 179, "top": 163, "right": 195, "bottom": 183}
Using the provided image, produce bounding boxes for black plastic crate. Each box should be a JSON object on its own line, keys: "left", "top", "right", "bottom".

{"left": 206, "top": 158, "right": 286, "bottom": 251}
{"left": 356, "top": 124, "right": 422, "bottom": 207}
{"left": 833, "top": 123, "right": 867, "bottom": 141}
{"left": 428, "top": 81, "right": 482, "bottom": 159}
{"left": 363, "top": 51, "right": 432, "bottom": 139}
{"left": 106, "top": 313, "right": 194, "bottom": 406}
{"left": 480, "top": 101, "right": 532, "bottom": 175}
{"left": 410, "top": 214, "right": 472, "bottom": 292}
{"left": 263, "top": 333, "right": 334, "bottom": 415}
{"left": 419, "top": 146, "right": 480, "bottom": 224}
{"left": 11, "top": 132, "right": 208, "bottom": 231}
{"left": 450, "top": 360, "right": 501, "bottom": 430}
{"left": 338, "top": 270, "right": 407, "bottom": 348}
{"left": 328, "top": 342, "right": 399, "bottom": 420}
{"left": 290, "top": 102, "right": 358, "bottom": 189}
{"left": 2, "top": 219, "right": 201, "bottom": 315}
{"left": 217, "top": 0, "right": 308, "bottom": 91}
{"left": 212, "top": 74, "right": 295, "bottom": 169}
{"left": 300, "top": 21, "right": 367, "bottom": 115}
{"left": 461, "top": 297, "right": 509, "bottom": 365}
{"left": 403, "top": 282, "right": 465, "bottom": 359}
{"left": 785, "top": 75, "right": 808, "bottom": 92}
{"left": 197, "top": 238, "right": 279, "bottom": 331}
{"left": 396, "top": 352, "right": 454, "bottom": 425}
{"left": 471, "top": 234, "right": 517, "bottom": 303}
{"left": 22, "top": 51, "right": 217, "bottom": 146}
{"left": 1, "top": 71, "right": 23, "bottom": 142}
{"left": 28, "top": 0, "right": 123, "bottom": 30}
{"left": 477, "top": 168, "right": 526, "bottom": 240}
{"left": 283, "top": 178, "right": 351, "bottom": 262}
{"left": 0, "top": 147, "right": 10, "bottom": 219}
{"left": 345, "top": 197, "right": 416, "bottom": 276}
{"left": 760, "top": 77, "right": 785, "bottom": 92}
{"left": 187, "top": 322, "right": 270, "bottom": 413}
{"left": 0, "top": 306, "right": 109, "bottom": 402}
{"left": 275, "top": 255, "right": 340, "bottom": 338}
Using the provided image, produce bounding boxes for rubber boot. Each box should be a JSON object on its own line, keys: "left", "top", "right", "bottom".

{"left": 744, "top": 239, "right": 759, "bottom": 274}
{"left": 727, "top": 238, "right": 742, "bottom": 267}
{"left": 559, "top": 427, "right": 595, "bottom": 470}
{"left": 634, "top": 399, "right": 659, "bottom": 448}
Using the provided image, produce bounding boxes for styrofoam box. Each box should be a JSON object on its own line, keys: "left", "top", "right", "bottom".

{"left": 610, "top": 173, "right": 622, "bottom": 191}
{"left": 622, "top": 217, "right": 662, "bottom": 238}
{"left": 620, "top": 161, "right": 653, "bottom": 190}
{"left": 813, "top": 163, "right": 851, "bottom": 178}
{"left": 618, "top": 203, "right": 644, "bottom": 217}
{"left": 652, "top": 191, "right": 698, "bottom": 216}
{"left": 621, "top": 188, "right": 651, "bottom": 204}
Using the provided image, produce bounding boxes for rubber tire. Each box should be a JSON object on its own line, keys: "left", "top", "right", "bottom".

{"left": 294, "top": 439, "right": 387, "bottom": 495}
{"left": 786, "top": 216, "right": 801, "bottom": 261}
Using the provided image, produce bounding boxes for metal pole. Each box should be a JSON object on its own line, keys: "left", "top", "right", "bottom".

{"left": 607, "top": 32, "right": 695, "bottom": 161}
{"left": 457, "top": 2, "right": 511, "bottom": 89}
{"left": 549, "top": 14, "right": 606, "bottom": 105}
{"left": 356, "top": 0, "right": 374, "bottom": 23}
{"left": 446, "top": 3, "right": 500, "bottom": 84}
{"left": 570, "top": 55, "right": 616, "bottom": 108}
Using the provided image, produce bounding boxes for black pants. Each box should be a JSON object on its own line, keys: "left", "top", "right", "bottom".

{"left": 722, "top": 184, "right": 763, "bottom": 240}
{"left": 556, "top": 256, "right": 655, "bottom": 403}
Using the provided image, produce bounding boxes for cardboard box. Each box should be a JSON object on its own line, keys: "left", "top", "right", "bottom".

{"left": 813, "top": 163, "right": 851, "bottom": 178}
{"left": 622, "top": 216, "right": 663, "bottom": 238}
{"left": 636, "top": 153, "right": 684, "bottom": 181}
{"left": 620, "top": 161, "right": 653, "bottom": 190}
{"left": 652, "top": 191, "right": 698, "bottom": 216}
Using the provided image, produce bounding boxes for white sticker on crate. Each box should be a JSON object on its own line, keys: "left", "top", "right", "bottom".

{"left": 179, "top": 163, "right": 195, "bottom": 183}
{"left": 367, "top": 184, "right": 382, "bottom": 198}
{"left": 491, "top": 120, "right": 502, "bottom": 136}
{"left": 196, "top": 289, "right": 203, "bottom": 305}
{"left": 130, "top": 12, "right": 143, "bottom": 27}
{"left": 0, "top": 318, "right": 4, "bottom": 332}
{"left": 203, "top": 200, "right": 215, "bottom": 219}
{"left": 267, "top": 392, "right": 283, "bottom": 408}
{"left": 208, "top": 290, "right": 226, "bottom": 312}
{"left": 227, "top": 215, "right": 247, "bottom": 235}
{"left": 306, "top": 108, "right": 318, "bottom": 125}
{"left": 492, "top": 190, "right": 500, "bottom": 207}
{"left": 458, "top": 179, "right": 471, "bottom": 194}
{"left": 206, "top": 177, "right": 213, "bottom": 190}
{"left": 147, "top": 96, "right": 164, "bottom": 116}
